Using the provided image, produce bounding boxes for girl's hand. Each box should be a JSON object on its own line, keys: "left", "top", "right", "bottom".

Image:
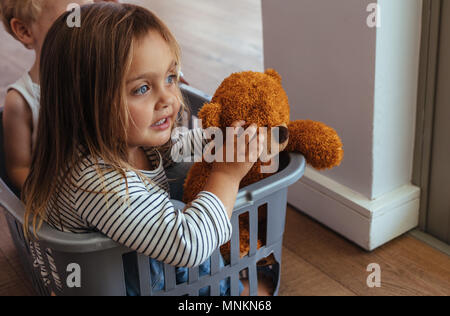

{"left": 209, "top": 120, "right": 265, "bottom": 182}
{"left": 202, "top": 120, "right": 266, "bottom": 218}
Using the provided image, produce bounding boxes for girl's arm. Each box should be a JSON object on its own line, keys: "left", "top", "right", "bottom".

{"left": 2, "top": 90, "right": 33, "bottom": 190}
{"left": 72, "top": 164, "right": 231, "bottom": 268}
{"left": 202, "top": 170, "right": 240, "bottom": 219}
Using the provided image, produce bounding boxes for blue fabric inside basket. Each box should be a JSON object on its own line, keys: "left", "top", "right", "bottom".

{"left": 124, "top": 254, "right": 243, "bottom": 296}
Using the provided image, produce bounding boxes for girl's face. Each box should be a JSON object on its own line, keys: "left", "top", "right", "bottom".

{"left": 125, "top": 31, "right": 181, "bottom": 149}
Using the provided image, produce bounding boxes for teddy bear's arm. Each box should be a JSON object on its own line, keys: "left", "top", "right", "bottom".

{"left": 285, "top": 120, "right": 343, "bottom": 170}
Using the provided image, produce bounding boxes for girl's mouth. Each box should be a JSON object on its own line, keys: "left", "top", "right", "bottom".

{"left": 151, "top": 117, "right": 171, "bottom": 130}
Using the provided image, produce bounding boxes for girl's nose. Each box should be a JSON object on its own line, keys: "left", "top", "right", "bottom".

{"left": 155, "top": 101, "right": 170, "bottom": 110}
{"left": 156, "top": 90, "right": 174, "bottom": 110}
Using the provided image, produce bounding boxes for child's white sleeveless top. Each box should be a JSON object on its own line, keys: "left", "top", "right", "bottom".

{"left": 7, "top": 73, "right": 40, "bottom": 148}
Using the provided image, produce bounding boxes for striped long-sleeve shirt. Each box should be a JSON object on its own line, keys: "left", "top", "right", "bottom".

{"left": 45, "top": 128, "right": 231, "bottom": 268}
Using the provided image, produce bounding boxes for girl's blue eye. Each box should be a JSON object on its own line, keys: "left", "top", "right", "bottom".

{"left": 134, "top": 85, "right": 150, "bottom": 95}
{"left": 166, "top": 75, "right": 178, "bottom": 85}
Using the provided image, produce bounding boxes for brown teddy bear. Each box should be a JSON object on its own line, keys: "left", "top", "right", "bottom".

{"left": 182, "top": 69, "right": 343, "bottom": 262}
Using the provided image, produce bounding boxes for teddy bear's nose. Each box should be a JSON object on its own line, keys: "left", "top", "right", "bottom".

{"left": 273, "top": 125, "right": 289, "bottom": 144}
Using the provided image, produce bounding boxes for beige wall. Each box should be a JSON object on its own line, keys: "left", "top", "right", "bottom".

{"left": 262, "top": 0, "right": 377, "bottom": 198}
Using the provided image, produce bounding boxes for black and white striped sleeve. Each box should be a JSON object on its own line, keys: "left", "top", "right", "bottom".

{"left": 73, "top": 167, "right": 232, "bottom": 268}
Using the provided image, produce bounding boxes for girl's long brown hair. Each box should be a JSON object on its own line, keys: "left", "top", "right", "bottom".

{"left": 22, "top": 3, "right": 187, "bottom": 238}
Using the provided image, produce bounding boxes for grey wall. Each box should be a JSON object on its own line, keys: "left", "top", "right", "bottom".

{"left": 262, "top": 0, "right": 377, "bottom": 198}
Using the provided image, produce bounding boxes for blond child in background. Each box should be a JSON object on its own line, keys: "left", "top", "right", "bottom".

{"left": 0, "top": 0, "right": 117, "bottom": 190}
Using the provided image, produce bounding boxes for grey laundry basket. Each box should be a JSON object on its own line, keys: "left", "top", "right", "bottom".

{"left": 0, "top": 84, "right": 305, "bottom": 296}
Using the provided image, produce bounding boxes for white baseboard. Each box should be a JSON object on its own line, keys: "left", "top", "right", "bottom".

{"left": 287, "top": 167, "right": 420, "bottom": 251}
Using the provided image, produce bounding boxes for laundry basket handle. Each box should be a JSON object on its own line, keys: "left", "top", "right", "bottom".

{"left": 234, "top": 153, "right": 305, "bottom": 210}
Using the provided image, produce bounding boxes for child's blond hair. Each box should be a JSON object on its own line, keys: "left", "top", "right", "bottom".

{"left": 22, "top": 3, "right": 188, "bottom": 238}
{"left": 0, "top": 0, "right": 44, "bottom": 38}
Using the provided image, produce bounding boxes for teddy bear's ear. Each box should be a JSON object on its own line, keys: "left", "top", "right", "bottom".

{"left": 265, "top": 69, "right": 282, "bottom": 84}
{"left": 198, "top": 102, "right": 222, "bottom": 128}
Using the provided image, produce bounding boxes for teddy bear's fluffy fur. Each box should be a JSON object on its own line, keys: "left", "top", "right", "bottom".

{"left": 182, "top": 69, "right": 343, "bottom": 262}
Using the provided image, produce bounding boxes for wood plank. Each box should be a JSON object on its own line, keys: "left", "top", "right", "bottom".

{"left": 126, "top": 0, "right": 264, "bottom": 96}
{"left": 279, "top": 247, "right": 355, "bottom": 296}
{"left": 0, "top": 209, "right": 35, "bottom": 296}
{"left": 375, "top": 235, "right": 450, "bottom": 294}
{"left": 0, "top": 210, "right": 36, "bottom": 295}
{"left": 283, "top": 206, "right": 450, "bottom": 296}
{"left": 0, "top": 249, "right": 34, "bottom": 296}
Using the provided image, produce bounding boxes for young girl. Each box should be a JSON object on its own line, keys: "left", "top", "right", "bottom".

{"left": 23, "top": 3, "right": 271, "bottom": 295}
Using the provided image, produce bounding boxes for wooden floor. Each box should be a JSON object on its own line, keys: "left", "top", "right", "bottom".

{"left": 281, "top": 207, "right": 450, "bottom": 296}
{"left": 0, "top": 0, "right": 449, "bottom": 296}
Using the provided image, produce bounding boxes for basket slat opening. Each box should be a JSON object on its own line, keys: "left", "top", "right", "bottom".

{"left": 257, "top": 203, "right": 268, "bottom": 248}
